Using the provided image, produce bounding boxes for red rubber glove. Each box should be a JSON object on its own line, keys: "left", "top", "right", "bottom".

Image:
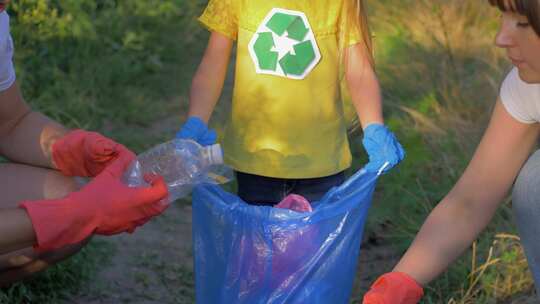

{"left": 52, "top": 129, "right": 126, "bottom": 177}
{"left": 363, "top": 272, "right": 424, "bottom": 304}
{"left": 20, "top": 150, "right": 169, "bottom": 253}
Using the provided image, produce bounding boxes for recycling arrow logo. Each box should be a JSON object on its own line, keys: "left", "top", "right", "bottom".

{"left": 248, "top": 8, "right": 321, "bottom": 80}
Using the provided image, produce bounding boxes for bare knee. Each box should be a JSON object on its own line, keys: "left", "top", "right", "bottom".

{"left": 0, "top": 237, "right": 90, "bottom": 287}
{"left": 0, "top": 163, "right": 80, "bottom": 208}
{"left": 41, "top": 171, "right": 80, "bottom": 200}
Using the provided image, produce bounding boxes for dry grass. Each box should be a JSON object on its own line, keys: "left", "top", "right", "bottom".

{"left": 367, "top": 0, "right": 536, "bottom": 302}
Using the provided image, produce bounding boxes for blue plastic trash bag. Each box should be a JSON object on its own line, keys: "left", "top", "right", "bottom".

{"left": 192, "top": 167, "right": 382, "bottom": 304}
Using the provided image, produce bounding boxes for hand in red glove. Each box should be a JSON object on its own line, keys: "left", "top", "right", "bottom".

{"left": 20, "top": 150, "right": 169, "bottom": 252}
{"left": 52, "top": 129, "right": 127, "bottom": 177}
{"left": 363, "top": 272, "right": 424, "bottom": 304}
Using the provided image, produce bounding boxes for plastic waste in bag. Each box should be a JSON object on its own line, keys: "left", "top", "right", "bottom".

{"left": 123, "top": 139, "right": 233, "bottom": 202}
{"left": 192, "top": 165, "right": 386, "bottom": 304}
{"left": 274, "top": 194, "right": 312, "bottom": 213}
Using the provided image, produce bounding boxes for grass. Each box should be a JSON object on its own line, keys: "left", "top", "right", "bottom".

{"left": 1, "top": 0, "right": 206, "bottom": 302}
{"left": 364, "top": 0, "right": 536, "bottom": 302}
{"left": 0, "top": 0, "right": 536, "bottom": 303}
{"left": 0, "top": 240, "right": 114, "bottom": 303}
{"left": 9, "top": 0, "right": 209, "bottom": 149}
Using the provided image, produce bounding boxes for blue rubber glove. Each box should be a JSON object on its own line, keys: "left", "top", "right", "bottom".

{"left": 362, "top": 123, "right": 405, "bottom": 174}
{"left": 176, "top": 116, "right": 217, "bottom": 146}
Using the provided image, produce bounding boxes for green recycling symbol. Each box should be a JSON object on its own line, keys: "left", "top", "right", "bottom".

{"left": 248, "top": 8, "right": 321, "bottom": 80}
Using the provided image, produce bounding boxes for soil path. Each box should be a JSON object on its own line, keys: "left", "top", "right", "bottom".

{"left": 69, "top": 201, "right": 401, "bottom": 303}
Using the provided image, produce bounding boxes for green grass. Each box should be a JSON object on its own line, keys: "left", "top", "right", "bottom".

{"left": 363, "top": 0, "right": 535, "bottom": 302}
{"left": 1, "top": 0, "right": 207, "bottom": 302}
{"left": 9, "top": 0, "right": 208, "bottom": 149}
{"left": 0, "top": 240, "right": 114, "bottom": 303}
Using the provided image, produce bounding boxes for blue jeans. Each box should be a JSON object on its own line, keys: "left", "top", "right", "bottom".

{"left": 235, "top": 171, "right": 346, "bottom": 206}
{"left": 513, "top": 149, "right": 540, "bottom": 296}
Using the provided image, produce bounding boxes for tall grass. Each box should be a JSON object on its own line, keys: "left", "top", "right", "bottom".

{"left": 9, "top": 0, "right": 207, "bottom": 148}
{"left": 366, "top": 0, "right": 535, "bottom": 302}
{"left": 1, "top": 0, "right": 207, "bottom": 302}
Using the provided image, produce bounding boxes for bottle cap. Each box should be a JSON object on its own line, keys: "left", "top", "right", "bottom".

{"left": 207, "top": 144, "right": 224, "bottom": 165}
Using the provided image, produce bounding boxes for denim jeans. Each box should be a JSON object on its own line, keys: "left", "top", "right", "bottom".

{"left": 235, "top": 171, "right": 346, "bottom": 206}
{"left": 513, "top": 149, "right": 540, "bottom": 296}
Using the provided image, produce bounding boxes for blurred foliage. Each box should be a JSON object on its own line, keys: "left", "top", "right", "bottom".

{"left": 363, "top": 0, "right": 535, "bottom": 302}
{"left": 7, "top": 0, "right": 207, "bottom": 144}
{"left": 1, "top": 1, "right": 207, "bottom": 302}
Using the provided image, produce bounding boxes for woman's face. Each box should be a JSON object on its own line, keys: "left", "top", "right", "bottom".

{"left": 496, "top": 11, "right": 540, "bottom": 83}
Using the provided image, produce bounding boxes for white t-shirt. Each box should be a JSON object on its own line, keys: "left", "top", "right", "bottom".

{"left": 0, "top": 11, "right": 15, "bottom": 92}
{"left": 500, "top": 68, "right": 540, "bottom": 124}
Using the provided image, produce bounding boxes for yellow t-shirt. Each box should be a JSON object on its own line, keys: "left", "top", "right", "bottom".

{"left": 199, "top": 0, "right": 363, "bottom": 178}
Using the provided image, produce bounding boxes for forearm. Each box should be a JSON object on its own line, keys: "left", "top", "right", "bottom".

{"left": 393, "top": 193, "right": 498, "bottom": 285}
{"left": 0, "top": 208, "right": 36, "bottom": 254}
{"left": 186, "top": 32, "right": 233, "bottom": 123}
{"left": 0, "top": 83, "right": 67, "bottom": 168}
{"left": 345, "top": 45, "right": 384, "bottom": 129}
{"left": 187, "top": 71, "right": 226, "bottom": 123}
{"left": 0, "top": 111, "right": 67, "bottom": 168}
{"left": 349, "top": 70, "right": 384, "bottom": 129}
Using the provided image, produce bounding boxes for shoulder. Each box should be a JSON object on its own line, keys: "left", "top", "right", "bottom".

{"left": 501, "top": 68, "right": 540, "bottom": 102}
{"left": 0, "top": 11, "right": 12, "bottom": 52}
{"left": 500, "top": 68, "right": 540, "bottom": 124}
{"left": 0, "top": 11, "right": 15, "bottom": 92}
{"left": 0, "top": 11, "right": 9, "bottom": 37}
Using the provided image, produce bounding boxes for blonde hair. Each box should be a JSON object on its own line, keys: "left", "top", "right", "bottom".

{"left": 340, "top": 0, "right": 374, "bottom": 68}
{"left": 338, "top": 0, "right": 375, "bottom": 133}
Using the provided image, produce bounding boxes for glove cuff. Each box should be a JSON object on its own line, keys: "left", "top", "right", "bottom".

{"left": 184, "top": 116, "right": 209, "bottom": 134}
{"left": 370, "top": 272, "right": 424, "bottom": 303}
{"left": 19, "top": 195, "right": 97, "bottom": 253}
{"left": 362, "top": 123, "right": 386, "bottom": 135}
{"left": 51, "top": 129, "right": 84, "bottom": 176}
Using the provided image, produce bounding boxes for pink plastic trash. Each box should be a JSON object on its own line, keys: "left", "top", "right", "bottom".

{"left": 274, "top": 194, "right": 312, "bottom": 212}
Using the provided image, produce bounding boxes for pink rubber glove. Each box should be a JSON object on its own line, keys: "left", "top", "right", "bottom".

{"left": 52, "top": 129, "right": 126, "bottom": 177}
{"left": 20, "top": 151, "right": 169, "bottom": 253}
{"left": 363, "top": 272, "right": 424, "bottom": 304}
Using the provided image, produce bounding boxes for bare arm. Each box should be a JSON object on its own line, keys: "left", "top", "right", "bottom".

{"left": 0, "top": 83, "right": 70, "bottom": 253}
{"left": 345, "top": 44, "right": 384, "bottom": 129}
{"left": 393, "top": 100, "right": 540, "bottom": 285}
{"left": 186, "top": 32, "right": 234, "bottom": 123}
{"left": 0, "top": 83, "right": 67, "bottom": 168}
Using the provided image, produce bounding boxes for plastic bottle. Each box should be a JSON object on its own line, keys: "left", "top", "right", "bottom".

{"left": 123, "top": 139, "right": 232, "bottom": 202}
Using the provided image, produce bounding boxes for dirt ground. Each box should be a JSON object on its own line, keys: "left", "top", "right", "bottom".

{"left": 69, "top": 202, "right": 196, "bottom": 304}
{"left": 68, "top": 198, "right": 402, "bottom": 304}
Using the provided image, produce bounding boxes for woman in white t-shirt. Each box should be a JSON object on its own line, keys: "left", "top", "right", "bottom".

{"left": 362, "top": 0, "right": 540, "bottom": 303}
{"left": 0, "top": 2, "right": 169, "bottom": 286}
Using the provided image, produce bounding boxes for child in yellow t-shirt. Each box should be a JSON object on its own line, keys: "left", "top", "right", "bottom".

{"left": 177, "top": 0, "right": 404, "bottom": 205}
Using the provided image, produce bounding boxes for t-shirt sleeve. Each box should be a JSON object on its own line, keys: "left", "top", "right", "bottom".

{"left": 500, "top": 68, "right": 536, "bottom": 124}
{"left": 0, "top": 12, "right": 15, "bottom": 92}
{"left": 198, "top": 0, "right": 239, "bottom": 41}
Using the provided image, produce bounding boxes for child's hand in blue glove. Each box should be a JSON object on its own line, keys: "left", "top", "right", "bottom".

{"left": 176, "top": 116, "right": 217, "bottom": 146}
{"left": 362, "top": 123, "right": 405, "bottom": 174}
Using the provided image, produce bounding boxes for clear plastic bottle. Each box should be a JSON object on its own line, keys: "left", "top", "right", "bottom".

{"left": 123, "top": 139, "right": 232, "bottom": 202}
